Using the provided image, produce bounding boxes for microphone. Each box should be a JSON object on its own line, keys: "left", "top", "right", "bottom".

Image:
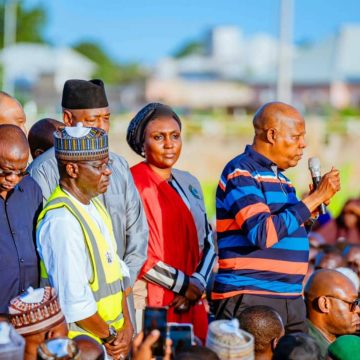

{"left": 308, "top": 157, "right": 327, "bottom": 215}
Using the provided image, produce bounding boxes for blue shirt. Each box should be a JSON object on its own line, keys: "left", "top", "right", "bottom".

{"left": 213, "top": 145, "right": 310, "bottom": 300}
{"left": 0, "top": 176, "right": 42, "bottom": 313}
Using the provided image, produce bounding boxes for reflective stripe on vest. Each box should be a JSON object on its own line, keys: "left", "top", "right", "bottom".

{"left": 37, "top": 187, "right": 124, "bottom": 342}
{"left": 68, "top": 311, "right": 124, "bottom": 343}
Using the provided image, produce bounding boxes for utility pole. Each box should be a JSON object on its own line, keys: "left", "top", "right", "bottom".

{"left": 3, "top": 0, "right": 17, "bottom": 94}
{"left": 277, "top": 0, "right": 293, "bottom": 103}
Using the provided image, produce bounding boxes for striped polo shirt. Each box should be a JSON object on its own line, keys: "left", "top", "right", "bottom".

{"left": 213, "top": 145, "right": 311, "bottom": 300}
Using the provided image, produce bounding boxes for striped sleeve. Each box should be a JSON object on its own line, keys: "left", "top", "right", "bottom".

{"left": 192, "top": 214, "right": 216, "bottom": 289}
{"left": 219, "top": 170, "right": 311, "bottom": 249}
{"left": 143, "top": 261, "right": 189, "bottom": 295}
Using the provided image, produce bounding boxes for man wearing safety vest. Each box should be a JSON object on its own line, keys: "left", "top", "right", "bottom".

{"left": 37, "top": 124, "right": 133, "bottom": 360}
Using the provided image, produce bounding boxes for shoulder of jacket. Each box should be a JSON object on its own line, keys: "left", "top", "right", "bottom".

{"left": 172, "top": 169, "right": 204, "bottom": 202}
{"left": 28, "top": 148, "right": 57, "bottom": 173}
{"left": 172, "top": 168, "right": 199, "bottom": 184}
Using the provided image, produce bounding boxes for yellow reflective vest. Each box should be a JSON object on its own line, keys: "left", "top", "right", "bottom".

{"left": 37, "top": 186, "right": 124, "bottom": 342}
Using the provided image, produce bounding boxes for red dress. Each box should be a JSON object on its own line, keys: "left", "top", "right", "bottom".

{"left": 131, "top": 162, "right": 208, "bottom": 342}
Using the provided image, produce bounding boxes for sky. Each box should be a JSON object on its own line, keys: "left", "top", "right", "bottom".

{"left": 25, "top": 0, "right": 360, "bottom": 64}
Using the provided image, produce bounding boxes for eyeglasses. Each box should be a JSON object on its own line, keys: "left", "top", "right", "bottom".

{"left": 0, "top": 168, "right": 28, "bottom": 178}
{"left": 78, "top": 159, "right": 113, "bottom": 172}
{"left": 325, "top": 295, "right": 360, "bottom": 312}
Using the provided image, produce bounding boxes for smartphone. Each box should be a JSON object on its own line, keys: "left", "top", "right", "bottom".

{"left": 168, "top": 323, "right": 194, "bottom": 356}
{"left": 143, "top": 306, "right": 168, "bottom": 357}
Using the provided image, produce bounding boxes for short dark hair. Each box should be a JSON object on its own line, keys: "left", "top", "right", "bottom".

{"left": 272, "top": 333, "right": 321, "bottom": 360}
{"left": 238, "top": 305, "right": 283, "bottom": 353}
{"left": 28, "top": 118, "right": 63, "bottom": 159}
{"left": 174, "top": 346, "right": 220, "bottom": 360}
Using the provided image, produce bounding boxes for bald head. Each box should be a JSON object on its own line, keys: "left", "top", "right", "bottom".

{"left": 28, "top": 118, "right": 63, "bottom": 159}
{"left": 305, "top": 269, "right": 356, "bottom": 301}
{"left": 304, "top": 269, "right": 360, "bottom": 340}
{"left": 0, "top": 92, "right": 26, "bottom": 134}
{"left": 0, "top": 125, "right": 29, "bottom": 197}
{"left": 253, "top": 102, "right": 302, "bottom": 135}
{"left": 0, "top": 124, "right": 29, "bottom": 157}
{"left": 252, "top": 102, "right": 306, "bottom": 170}
{"left": 239, "top": 305, "right": 284, "bottom": 354}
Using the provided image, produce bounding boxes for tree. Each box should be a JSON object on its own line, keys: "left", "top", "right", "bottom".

{"left": 0, "top": 2, "right": 144, "bottom": 86}
{"left": 73, "top": 41, "right": 146, "bottom": 85}
{"left": 0, "top": 0, "right": 47, "bottom": 48}
{"left": 173, "top": 40, "right": 204, "bottom": 58}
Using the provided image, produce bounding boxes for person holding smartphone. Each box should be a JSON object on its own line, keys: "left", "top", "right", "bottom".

{"left": 127, "top": 103, "right": 217, "bottom": 343}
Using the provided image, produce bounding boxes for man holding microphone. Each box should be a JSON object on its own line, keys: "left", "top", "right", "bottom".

{"left": 212, "top": 101, "right": 340, "bottom": 333}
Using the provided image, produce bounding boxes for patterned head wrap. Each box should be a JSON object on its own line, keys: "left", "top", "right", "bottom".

{"left": 54, "top": 123, "right": 108, "bottom": 161}
{"left": 8, "top": 287, "right": 65, "bottom": 335}
{"left": 126, "top": 102, "right": 181, "bottom": 157}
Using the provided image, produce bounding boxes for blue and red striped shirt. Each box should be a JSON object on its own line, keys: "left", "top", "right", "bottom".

{"left": 213, "top": 145, "right": 311, "bottom": 300}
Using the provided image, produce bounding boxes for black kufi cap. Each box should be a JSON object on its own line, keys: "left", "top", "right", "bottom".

{"left": 126, "top": 102, "right": 181, "bottom": 157}
{"left": 61, "top": 79, "right": 108, "bottom": 109}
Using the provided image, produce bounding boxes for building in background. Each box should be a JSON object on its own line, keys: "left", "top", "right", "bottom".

{"left": 1, "top": 25, "right": 359, "bottom": 114}
{"left": 147, "top": 24, "right": 360, "bottom": 112}
{"left": 0, "top": 43, "right": 96, "bottom": 112}
{"left": 252, "top": 25, "right": 360, "bottom": 111}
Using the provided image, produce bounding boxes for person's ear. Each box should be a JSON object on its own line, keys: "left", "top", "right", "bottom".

{"left": 317, "top": 296, "right": 331, "bottom": 313}
{"left": 272, "top": 336, "right": 281, "bottom": 351}
{"left": 66, "top": 163, "right": 79, "bottom": 178}
{"left": 63, "top": 109, "right": 73, "bottom": 126}
{"left": 266, "top": 128, "right": 277, "bottom": 145}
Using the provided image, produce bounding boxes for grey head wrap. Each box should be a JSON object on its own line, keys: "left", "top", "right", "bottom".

{"left": 126, "top": 102, "right": 182, "bottom": 157}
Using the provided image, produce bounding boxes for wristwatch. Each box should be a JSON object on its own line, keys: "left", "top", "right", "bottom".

{"left": 100, "top": 325, "right": 117, "bottom": 344}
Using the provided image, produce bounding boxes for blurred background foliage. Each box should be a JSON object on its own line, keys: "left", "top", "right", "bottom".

{"left": 0, "top": 1, "right": 47, "bottom": 46}
{"left": 1, "top": 0, "right": 359, "bottom": 221}
{"left": 0, "top": 1, "right": 145, "bottom": 85}
{"left": 73, "top": 41, "right": 146, "bottom": 85}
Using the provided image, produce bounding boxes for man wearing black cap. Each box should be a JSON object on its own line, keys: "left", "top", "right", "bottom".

{"left": 28, "top": 80, "right": 148, "bottom": 327}
{"left": 61, "top": 79, "right": 111, "bottom": 134}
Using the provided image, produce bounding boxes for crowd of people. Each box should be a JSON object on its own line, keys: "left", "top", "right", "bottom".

{"left": 0, "top": 79, "right": 359, "bottom": 360}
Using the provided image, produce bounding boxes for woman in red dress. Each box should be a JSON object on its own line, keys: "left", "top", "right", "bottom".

{"left": 127, "top": 103, "right": 216, "bottom": 343}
